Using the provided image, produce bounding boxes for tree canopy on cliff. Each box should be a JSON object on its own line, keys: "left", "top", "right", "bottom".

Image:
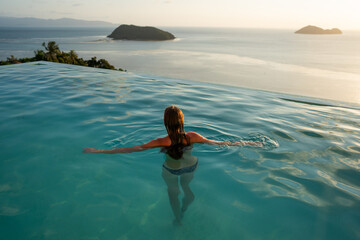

{"left": 0, "top": 41, "right": 125, "bottom": 71}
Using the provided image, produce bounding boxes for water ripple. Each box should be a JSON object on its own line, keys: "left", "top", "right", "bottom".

{"left": 0, "top": 62, "right": 359, "bottom": 239}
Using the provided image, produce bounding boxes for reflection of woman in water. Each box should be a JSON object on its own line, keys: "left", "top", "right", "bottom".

{"left": 83, "top": 106, "right": 261, "bottom": 225}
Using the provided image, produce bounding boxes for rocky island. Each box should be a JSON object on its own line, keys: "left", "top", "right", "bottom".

{"left": 108, "top": 24, "right": 175, "bottom": 41}
{"left": 295, "top": 25, "right": 342, "bottom": 34}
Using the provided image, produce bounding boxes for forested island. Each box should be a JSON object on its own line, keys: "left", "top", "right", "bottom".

{"left": 108, "top": 24, "right": 175, "bottom": 41}
{"left": 0, "top": 41, "right": 125, "bottom": 71}
{"left": 295, "top": 25, "right": 342, "bottom": 34}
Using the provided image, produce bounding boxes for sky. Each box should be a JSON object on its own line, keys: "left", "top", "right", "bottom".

{"left": 0, "top": 0, "right": 359, "bottom": 29}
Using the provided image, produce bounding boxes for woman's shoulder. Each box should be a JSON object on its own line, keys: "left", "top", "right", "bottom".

{"left": 157, "top": 136, "right": 172, "bottom": 147}
{"left": 186, "top": 132, "right": 197, "bottom": 138}
{"left": 186, "top": 131, "right": 203, "bottom": 137}
{"left": 186, "top": 132, "right": 206, "bottom": 143}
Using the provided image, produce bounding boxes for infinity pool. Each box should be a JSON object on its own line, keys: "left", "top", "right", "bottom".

{"left": 0, "top": 62, "right": 359, "bottom": 239}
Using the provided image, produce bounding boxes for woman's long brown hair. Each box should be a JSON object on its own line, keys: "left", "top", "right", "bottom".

{"left": 164, "top": 106, "right": 189, "bottom": 159}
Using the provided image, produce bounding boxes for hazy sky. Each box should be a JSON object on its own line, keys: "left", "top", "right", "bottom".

{"left": 1, "top": 0, "right": 359, "bottom": 29}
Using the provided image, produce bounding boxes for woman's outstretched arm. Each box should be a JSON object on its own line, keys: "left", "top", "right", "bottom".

{"left": 188, "top": 132, "right": 263, "bottom": 147}
{"left": 83, "top": 137, "right": 169, "bottom": 154}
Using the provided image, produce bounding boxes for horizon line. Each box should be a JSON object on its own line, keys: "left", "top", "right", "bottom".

{"left": 1, "top": 16, "right": 359, "bottom": 31}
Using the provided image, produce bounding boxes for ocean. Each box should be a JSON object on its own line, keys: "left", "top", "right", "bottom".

{"left": 0, "top": 27, "right": 359, "bottom": 104}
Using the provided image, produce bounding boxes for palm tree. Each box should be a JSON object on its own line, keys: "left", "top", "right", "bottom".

{"left": 68, "top": 50, "right": 78, "bottom": 65}
{"left": 42, "top": 41, "right": 60, "bottom": 62}
{"left": 42, "top": 41, "right": 60, "bottom": 53}
{"left": 87, "top": 57, "right": 98, "bottom": 67}
{"left": 6, "top": 55, "right": 19, "bottom": 64}
{"left": 34, "top": 50, "right": 46, "bottom": 61}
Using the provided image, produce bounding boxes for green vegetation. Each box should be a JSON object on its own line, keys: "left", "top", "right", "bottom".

{"left": 0, "top": 41, "right": 125, "bottom": 71}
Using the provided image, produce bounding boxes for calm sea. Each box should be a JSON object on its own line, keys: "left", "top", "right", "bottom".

{"left": 0, "top": 27, "right": 359, "bottom": 104}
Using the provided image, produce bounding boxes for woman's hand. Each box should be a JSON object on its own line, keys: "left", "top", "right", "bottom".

{"left": 82, "top": 148, "right": 101, "bottom": 153}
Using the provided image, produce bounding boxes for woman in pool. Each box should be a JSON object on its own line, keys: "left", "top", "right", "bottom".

{"left": 83, "top": 105, "right": 261, "bottom": 225}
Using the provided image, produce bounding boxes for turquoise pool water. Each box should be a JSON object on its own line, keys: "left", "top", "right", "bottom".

{"left": 0, "top": 62, "right": 359, "bottom": 239}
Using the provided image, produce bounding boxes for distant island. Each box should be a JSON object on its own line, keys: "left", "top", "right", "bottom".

{"left": 0, "top": 16, "right": 116, "bottom": 28}
{"left": 0, "top": 41, "right": 125, "bottom": 71}
{"left": 108, "top": 24, "right": 175, "bottom": 41}
{"left": 295, "top": 25, "right": 342, "bottom": 34}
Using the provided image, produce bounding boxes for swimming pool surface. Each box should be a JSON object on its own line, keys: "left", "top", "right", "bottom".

{"left": 0, "top": 62, "right": 359, "bottom": 239}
